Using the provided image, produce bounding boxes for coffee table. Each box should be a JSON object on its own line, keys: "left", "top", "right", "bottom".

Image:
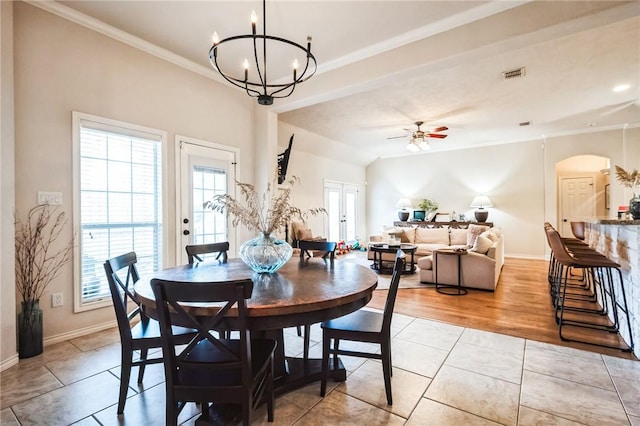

{"left": 369, "top": 243, "right": 417, "bottom": 274}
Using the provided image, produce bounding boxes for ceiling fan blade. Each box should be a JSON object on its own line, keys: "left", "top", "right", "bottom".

{"left": 427, "top": 133, "right": 447, "bottom": 139}
{"left": 431, "top": 126, "right": 448, "bottom": 133}
{"left": 386, "top": 135, "right": 408, "bottom": 140}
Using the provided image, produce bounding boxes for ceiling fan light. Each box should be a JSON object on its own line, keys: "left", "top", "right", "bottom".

{"left": 418, "top": 140, "right": 430, "bottom": 150}
{"left": 406, "top": 142, "right": 420, "bottom": 152}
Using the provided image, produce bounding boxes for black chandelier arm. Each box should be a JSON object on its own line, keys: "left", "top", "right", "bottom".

{"left": 209, "top": 34, "right": 316, "bottom": 87}
{"left": 251, "top": 35, "right": 266, "bottom": 89}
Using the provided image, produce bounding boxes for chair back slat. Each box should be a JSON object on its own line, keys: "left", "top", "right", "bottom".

{"left": 104, "top": 252, "right": 143, "bottom": 341}
{"left": 382, "top": 250, "right": 406, "bottom": 332}
{"left": 185, "top": 242, "right": 230, "bottom": 265}
{"left": 299, "top": 240, "right": 337, "bottom": 260}
{"left": 151, "top": 278, "right": 254, "bottom": 387}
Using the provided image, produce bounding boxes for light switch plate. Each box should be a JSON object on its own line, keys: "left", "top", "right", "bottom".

{"left": 37, "top": 191, "right": 63, "bottom": 205}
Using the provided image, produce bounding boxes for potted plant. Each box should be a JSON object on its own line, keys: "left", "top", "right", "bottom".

{"left": 15, "top": 204, "right": 73, "bottom": 358}
{"left": 615, "top": 165, "right": 640, "bottom": 219}
{"left": 418, "top": 198, "right": 439, "bottom": 221}
{"left": 204, "top": 176, "right": 325, "bottom": 273}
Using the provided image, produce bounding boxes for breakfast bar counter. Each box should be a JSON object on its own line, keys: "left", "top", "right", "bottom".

{"left": 585, "top": 219, "right": 640, "bottom": 357}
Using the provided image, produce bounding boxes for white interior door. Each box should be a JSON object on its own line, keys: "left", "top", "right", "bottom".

{"left": 176, "top": 138, "right": 237, "bottom": 264}
{"left": 324, "top": 180, "right": 359, "bottom": 243}
{"left": 560, "top": 176, "right": 595, "bottom": 237}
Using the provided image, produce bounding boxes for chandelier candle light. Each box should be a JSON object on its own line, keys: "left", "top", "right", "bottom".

{"left": 470, "top": 195, "right": 493, "bottom": 223}
{"left": 209, "top": 0, "right": 317, "bottom": 105}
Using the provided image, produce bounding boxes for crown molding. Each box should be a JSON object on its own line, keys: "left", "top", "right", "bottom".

{"left": 25, "top": 0, "right": 223, "bottom": 83}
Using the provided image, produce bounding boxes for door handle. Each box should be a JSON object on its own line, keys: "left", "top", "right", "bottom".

{"left": 563, "top": 219, "right": 567, "bottom": 222}
{"left": 183, "top": 230, "right": 190, "bottom": 235}
{"left": 183, "top": 218, "right": 189, "bottom": 224}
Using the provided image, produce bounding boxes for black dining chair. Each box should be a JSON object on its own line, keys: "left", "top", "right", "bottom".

{"left": 320, "top": 250, "right": 405, "bottom": 405}
{"left": 103, "top": 252, "right": 197, "bottom": 415}
{"left": 299, "top": 240, "right": 337, "bottom": 260}
{"left": 185, "top": 241, "right": 230, "bottom": 265}
{"left": 151, "top": 277, "right": 276, "bottom": 426}
{"left": 297, "top": 240, "right": 338, "bottom": 360}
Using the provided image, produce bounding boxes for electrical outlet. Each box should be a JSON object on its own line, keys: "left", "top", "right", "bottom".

{"left": 52, "top": 292, "right": 63, "bottom": 308}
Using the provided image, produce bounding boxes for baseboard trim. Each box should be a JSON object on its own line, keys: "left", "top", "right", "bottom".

{"left": 0, "top": 354, "right": 19, "bottom": 372}
{"left": 43, "top": 320, "right": 118, "bottom": 347}
{"left": 505, "top": 254, "right": 548, "bottom": 260}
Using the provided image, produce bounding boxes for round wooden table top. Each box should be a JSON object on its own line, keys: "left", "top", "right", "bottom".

{"left": 134, "top": 258, "right": 378, "bottom": 330}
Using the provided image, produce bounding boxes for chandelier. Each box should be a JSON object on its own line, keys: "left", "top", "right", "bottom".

{"left": 208, "top": 0, "right": 317, "bottom": 106}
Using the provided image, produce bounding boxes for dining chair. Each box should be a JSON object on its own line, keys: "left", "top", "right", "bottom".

{"left": 151, "top": 277, "right": 276, "bottom": 426}
{"left": 320, "top": 250, "right": 405, "bottom": 405}
{"left": 299, "top": 240, "right": 337, "bottom": 260}
{"left": 297, "top": 240, "right": 338, "bottom": 360}
{"left": 103, "top": 252, "right": 197, "bottom": 414}
{"left": 185, "top": 241, "right": 230, "bottom": 265}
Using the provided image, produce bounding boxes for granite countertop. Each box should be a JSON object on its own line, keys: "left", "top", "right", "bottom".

{"left": 587, "top": 219, "right": 640, "bottom": 225}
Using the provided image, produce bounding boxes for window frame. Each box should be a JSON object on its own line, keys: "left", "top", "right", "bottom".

{"left": 72, "top": 111, "right": 168, "bottom": 312}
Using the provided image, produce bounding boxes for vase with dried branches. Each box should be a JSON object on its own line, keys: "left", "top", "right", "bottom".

{"left": 15, "top": 204, "right": 73, "bottom": 358}
{"left": 614, "top": 165, "right": 640, "bottom": 220}
{"left": 205, "top": 176, "right": 325, "bottom": 273}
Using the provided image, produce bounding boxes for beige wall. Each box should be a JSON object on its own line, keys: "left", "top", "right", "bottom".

{"left": 1, "top": 0, "right": 17, "bottom": 368}
{"left": 278, "top": 122, "right": 367, "bottom": 241}
{"left": 367, "top": 127, "right": 639, "bottom": 259}
{"left": 366, "top": 140, "right": 546, "bottom": 258}
{"left": 10, "top": 2, "right": 254, "bottom": 349}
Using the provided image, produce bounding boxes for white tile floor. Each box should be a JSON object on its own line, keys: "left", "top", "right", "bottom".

{"left": 2, "top": 309, "right": 639, "bottom": 425}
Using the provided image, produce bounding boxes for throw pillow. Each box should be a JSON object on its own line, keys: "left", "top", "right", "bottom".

{"left": 480, "top": 230, "right": 498, "bottom": 242}
{"left": 471, "top": 236, "right": 492, "bottom": 254}
{"left": 297, "top": 228, "right": 313, "bottom": 241}
{"left": 467, "top": 224, "right": 490, "bottom": 247}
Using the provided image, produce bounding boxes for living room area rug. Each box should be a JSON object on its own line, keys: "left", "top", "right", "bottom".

{"left": 338, "top": 251, "right": 429, "bottom": 290}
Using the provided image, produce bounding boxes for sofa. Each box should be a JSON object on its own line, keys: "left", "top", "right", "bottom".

{"left": 368, "top": 224, "right": 504, "bottom": 291}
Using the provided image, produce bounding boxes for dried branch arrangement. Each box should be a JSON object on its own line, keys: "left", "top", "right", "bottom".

{"left": 204, "top": 176, "right": 326, "bottom": 235}
{"left": 15, "top": 204, "right": 73, "bottom": 303}
{"left": 615, "top": 165, "right": 640, "bottom": 191}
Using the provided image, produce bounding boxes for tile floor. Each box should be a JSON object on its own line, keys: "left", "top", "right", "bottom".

{"left": 1, "top": 309, "right": 639, "bottom": 425}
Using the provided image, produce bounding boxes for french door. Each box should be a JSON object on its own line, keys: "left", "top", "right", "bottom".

{"left": 176, "top": 137, "right": 237, "bottom": 264}
{"left": 324, "top": 180, "right": 359, "bottom": 243}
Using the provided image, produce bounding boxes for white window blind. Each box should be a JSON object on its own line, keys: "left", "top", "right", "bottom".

{"left": 76, "top": 117, "right": 163, "bottom": 306}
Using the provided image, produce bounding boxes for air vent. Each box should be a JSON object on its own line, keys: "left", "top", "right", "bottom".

{"left": 519, "top": 121, "right": 531, "bottom": 127}
{"left": 502, "top": 67, "right": 526, "bottom": 80}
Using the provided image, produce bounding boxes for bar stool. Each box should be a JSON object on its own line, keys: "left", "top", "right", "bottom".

{"left": 545, "top": 227, "right": 634, "bottom": 352}
{"left": 544, "top": 223, "right": 599, "bottom": 305}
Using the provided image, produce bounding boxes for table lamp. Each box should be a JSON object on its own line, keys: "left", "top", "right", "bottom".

{"left": 396, "top": 198, "right": 412, "bottom": 221}
{"left": 470, "top": 195, "right": 493, "bottom": 222}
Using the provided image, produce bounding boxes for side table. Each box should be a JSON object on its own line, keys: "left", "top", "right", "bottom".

{"left": 435, "top": 248, "right": 468, "bottom": 296}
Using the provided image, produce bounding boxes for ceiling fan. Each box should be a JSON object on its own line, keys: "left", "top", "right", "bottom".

{"left": 387, "top": 121, "right": 448, "bottom": 152}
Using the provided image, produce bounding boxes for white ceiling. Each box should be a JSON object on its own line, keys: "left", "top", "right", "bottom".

{"left": 41, "top": 1, "right": 640, "bottom": 165}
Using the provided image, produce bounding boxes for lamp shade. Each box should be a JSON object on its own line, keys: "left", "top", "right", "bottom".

{"left": 470, "top": 195, "right": 493, "bottom": 208}
{"left": 396, "top": 198, "right": 412, "bottom": 209}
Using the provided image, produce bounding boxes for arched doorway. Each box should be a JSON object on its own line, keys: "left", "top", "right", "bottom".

{"left": 555, "top": 155, "right": 610, "bottom": 237}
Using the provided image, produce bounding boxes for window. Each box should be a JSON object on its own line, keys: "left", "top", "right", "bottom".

{"left": 73, "top": 112, "right": 166, "bottom": 311}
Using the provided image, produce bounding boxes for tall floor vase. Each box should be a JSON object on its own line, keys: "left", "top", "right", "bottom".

{"left": 18, "top": 299, "right": 43, "bottom": 358}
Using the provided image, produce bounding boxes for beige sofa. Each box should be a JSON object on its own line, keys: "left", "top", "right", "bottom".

{"left": 368, "top": 225, "right": 504, "bottom": 291}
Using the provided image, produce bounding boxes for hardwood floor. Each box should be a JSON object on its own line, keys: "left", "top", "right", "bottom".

{"left": 368, "top": 257, "right": 637, "bottom": 360}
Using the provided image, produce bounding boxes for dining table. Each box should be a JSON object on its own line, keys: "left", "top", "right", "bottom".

{"left": 133, "top": 257, "right": 378, "bottom": 395}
